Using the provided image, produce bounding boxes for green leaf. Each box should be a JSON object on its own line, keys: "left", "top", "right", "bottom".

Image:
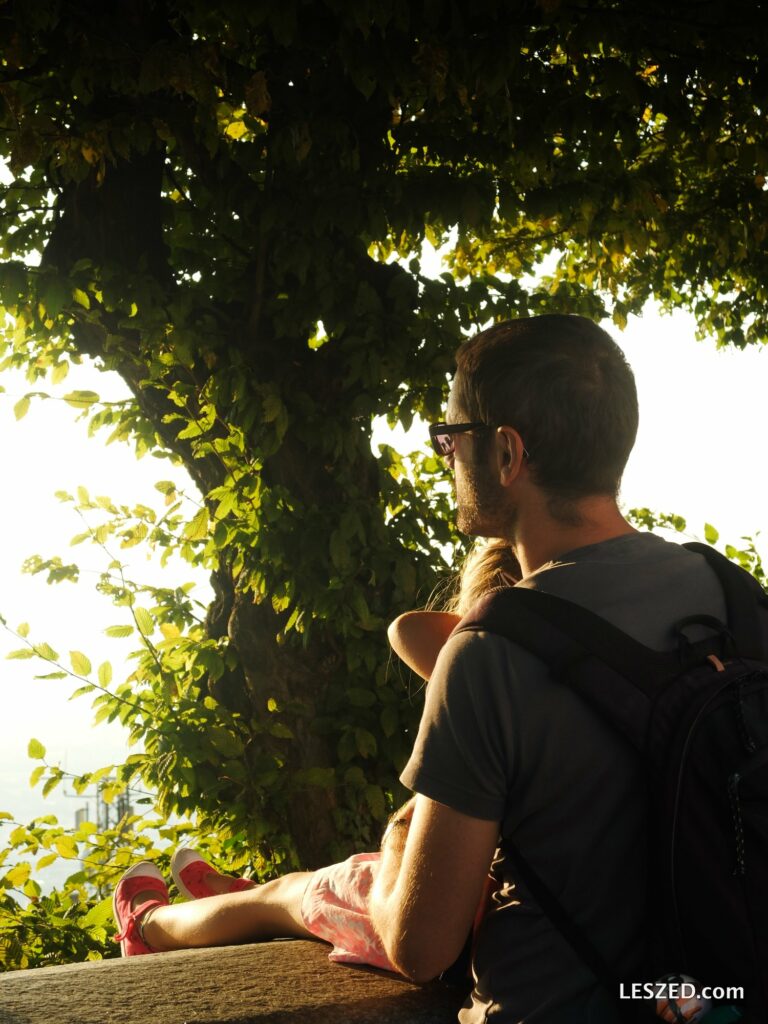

{"left": 394, "top": 559, "right": 417, "bottom": 596}
{"left": 72, "top": 287, "right": 90, "bottom": 309}
{"left": 17, "top": 623, "right": 30, "bottom": 638}
{"left": 54, "top": 835, "right": 78, "bottom": 858}
{"left": 354, "top": 728, "right": 377, "bottom": 758}
{"left": 29, "top": 765, "right": 45, "bottom": 786}
{"left": 69, "top": 651, "right": 92, "bottom": 677}
{"left": 380, "top": 706, "right": 399, "bottom": 738}
{"left": 23, "top": 877, "right": 41, "bottom": 900}
{"left": 6, "top": 863, "right": 31, "bottom": 887}
{"left": 209, "top": 727, "right": 245, "bottom": 758}
{"left": 105, "top": 624, "right": 134, "bottom": 638}
{"left": 36, "top": 852, "right": 58, "bottom": 869}
{"left": 64, "top": 390, "right": 99, "bottom": 409}
{"left": 7, "top": 648, "right": 34, "bottom": 660}
{"left": 344, "top": 765, "right": 366, "bottom": 788}
{"left": 51, "top": 361, "right": 70, "bottom": 384}
{"left": 27, "top": 738, "right": 46, "bottom": 759}
{"left": 89, "top": 765, "right": 114, "bottom": 785}
{"left": 41, "top": 774, "right": 61, "bottom": 797}
{"left": 298, "top": 766, "right": 336, "bottom": 788}
{"left": 34, "top": 643, "right": 59, "bottom": 661}
{"left": 182, "top": 507, "right": 209, "bottom": 542}
{"left": 134, "top": 608, "right": 154, "bottom": 636}
{"left": 40, "top": 277, "right": 69, "bottom": 318}
{"left": 704, "top": 523, "right": 719, "bottom": 544}
{"left": 365, "top": 784, "right": 385, "bottom": 819}
{"left": 269, "top": 722, "right": 294, "bottom": 740}
{"left": 262, "top": 393, "right": 284, "bottom": 423}
{"left": 81, "top": 896, "right": 114, "bottom": 929}
{"left": 347, "top": 687, "right": 376, "bottom": 707}
{"left": 98, "top": 661, "right": 113, "bottom": 686}
{"left": 13, "top": 396, "right": 30, "bottom": 420}
{"left": 214, "top": 491, "right": 236, "bottom": 519}
{"left": 23, "top": 876, "right": 41, "bottom": 901}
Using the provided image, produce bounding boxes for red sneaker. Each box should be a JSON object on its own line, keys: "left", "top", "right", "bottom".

{"left": 113, "top": 861, "right": 169, "bottom": 956}
{"left": 170, "top": 847, "right": 253, "bottom": 900}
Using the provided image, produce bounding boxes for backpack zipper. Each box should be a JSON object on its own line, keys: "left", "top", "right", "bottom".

{"left": 727, "top": 771, "right": 746, "bottom": 877}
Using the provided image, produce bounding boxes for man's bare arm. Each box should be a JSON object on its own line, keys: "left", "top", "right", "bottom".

{"left": 370, "top": 794, "right": 499, "bottom": 983}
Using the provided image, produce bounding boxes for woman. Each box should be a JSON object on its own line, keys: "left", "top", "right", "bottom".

{"left": 112, "top": 541, "right": 520, "bottom": 968}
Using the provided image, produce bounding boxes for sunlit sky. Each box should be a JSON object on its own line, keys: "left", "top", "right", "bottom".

{"left": 2, "top": 304, "right": 766, "bottom": 834}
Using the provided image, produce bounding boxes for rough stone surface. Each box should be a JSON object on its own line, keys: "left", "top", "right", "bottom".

{"left": 0, "top": 939, "right": 465, "bottom": 1024}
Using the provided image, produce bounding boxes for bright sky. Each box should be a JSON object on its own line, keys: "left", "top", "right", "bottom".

{"left": 1, "top": 302, "right": 766, "bottom": 889}
{"left": 0, "top": 367, "right": 211, "bottom": 852}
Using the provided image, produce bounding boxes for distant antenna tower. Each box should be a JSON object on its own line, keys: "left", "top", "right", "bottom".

{"left": 68, "top": 780, "right": 133, "bottom": 831}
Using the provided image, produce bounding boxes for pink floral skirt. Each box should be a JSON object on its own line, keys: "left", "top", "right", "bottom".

{"left": 300, "top": 852, "right": 395, "bottom": 972}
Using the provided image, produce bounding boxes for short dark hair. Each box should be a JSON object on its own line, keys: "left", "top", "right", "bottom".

{"left": 453, "top": 315, "right": 638, "bottom": 502}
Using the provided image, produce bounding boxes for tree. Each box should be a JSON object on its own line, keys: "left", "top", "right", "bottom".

{"left": 1, "top": 0, "right": 767, "bottom": 869}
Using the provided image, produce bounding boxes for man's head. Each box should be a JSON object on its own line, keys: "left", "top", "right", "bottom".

{"left": 444, "top": 314, "right": 639, "bottom": 534}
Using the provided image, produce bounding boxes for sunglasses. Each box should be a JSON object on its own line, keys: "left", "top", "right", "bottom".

{"left": 428, "top": 421, "right": 531, "bottom": 459}
{"left": 428, "top": 421, "right": 489, "bottom": 456}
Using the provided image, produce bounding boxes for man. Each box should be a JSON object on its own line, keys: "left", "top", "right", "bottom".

{"left": 369, "top": 314, "right": 726, "bottom": 1022}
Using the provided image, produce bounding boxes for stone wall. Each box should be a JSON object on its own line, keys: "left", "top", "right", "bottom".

{"left": 0, "top": 939, "right": 465, "bottom": 1024}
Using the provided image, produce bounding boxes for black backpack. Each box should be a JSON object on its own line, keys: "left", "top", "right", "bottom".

{"left": 454, "top": 542, "right": 768, "bottom": 1023}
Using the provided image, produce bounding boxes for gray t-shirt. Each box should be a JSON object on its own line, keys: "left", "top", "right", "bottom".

{"left": 400, "top": 532, "right": 727, "bottom": 1023}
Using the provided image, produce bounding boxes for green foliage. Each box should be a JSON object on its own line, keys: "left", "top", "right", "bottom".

{"left": 1, "top": 0, "right": 767, "bottom": 965}
{"left": 0, "top": 805, "right": 256, "bottom": 971}
{"left": 627, "top": 508, "right": 689, "bottom": 535}
{"left": 628, "top": 509, "right": 765, "bottom": 587}
{"left": 1, "top": 471, "right": 453, "bottom": 870}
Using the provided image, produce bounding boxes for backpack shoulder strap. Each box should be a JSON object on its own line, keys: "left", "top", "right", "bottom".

{"left": 455, "top": 585, "right": 679, "bottom": 694}
{"left": 454, "top": 595, "right": 661, "bottom": 1022}
{"left": 683, "top": 542, "right": 768, "bottom": 659}
{"left": 453, "top": 586, "right": 680, "bottom": 753}
{"left": 501, "top": 838, "right": 652, "bottom": 1023}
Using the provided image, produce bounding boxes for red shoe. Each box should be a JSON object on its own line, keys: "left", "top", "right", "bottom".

{"left": 113, "top": 861, "right": 169, "bottom": 956}
{"left": 170, "top": 847, "right": 253, "bottom": 900}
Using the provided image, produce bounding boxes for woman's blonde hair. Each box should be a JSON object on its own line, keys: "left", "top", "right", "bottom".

{"left": 388, "top": 540, "right": 521, "bottom": 684}
{"left": 442, "top": 539, "right": 521, "bottom": 617}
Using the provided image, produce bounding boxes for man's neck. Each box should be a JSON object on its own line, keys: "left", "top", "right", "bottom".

{"left": 508, "top": 493, "right": 638, "bottom": 580}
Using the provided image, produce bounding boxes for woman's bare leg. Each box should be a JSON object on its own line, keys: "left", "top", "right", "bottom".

{"left": 137, "top": 872, "right": 316, "bottom": 952}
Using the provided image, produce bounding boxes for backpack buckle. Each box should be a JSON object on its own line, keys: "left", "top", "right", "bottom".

{"left": 673, "top": 614, "right": 735, "bottom": 668}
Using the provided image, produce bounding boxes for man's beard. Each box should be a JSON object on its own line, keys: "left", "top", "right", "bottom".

{"left": 455, "top": 458, "right": 515, "bottom": 539}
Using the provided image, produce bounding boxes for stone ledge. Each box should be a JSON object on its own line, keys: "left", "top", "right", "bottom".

{"left": 0, "top": 938, "right": 465, "bottom": 1024}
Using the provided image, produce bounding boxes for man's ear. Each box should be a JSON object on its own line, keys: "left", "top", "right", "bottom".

{"left": 495, "top": 426, "right": 527, "bottom": 486}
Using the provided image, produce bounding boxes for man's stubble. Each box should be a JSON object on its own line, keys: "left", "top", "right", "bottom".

{"left": 454, "top": 450, "right": 516, "bottom": 541}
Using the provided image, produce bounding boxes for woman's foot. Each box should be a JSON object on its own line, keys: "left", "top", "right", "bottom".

{"left": 170, "top": 847, "right": 255, "bottom": 900}
{"left": 113, "top": 861, "right": 170, "bottom": 956}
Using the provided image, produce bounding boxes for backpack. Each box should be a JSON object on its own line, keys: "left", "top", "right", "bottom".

{"left": 453, "top": 542, "right": 768, "bottom": 1023}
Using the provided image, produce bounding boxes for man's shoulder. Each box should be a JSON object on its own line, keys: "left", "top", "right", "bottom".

{"left": 525, "top": 531, "right": 693, "bottom": 581}
{"left": 437, "top": 626, "right": 527, "bottom": 674}
{"left": 496, "top": 532, "right": 725, "bottom": 651}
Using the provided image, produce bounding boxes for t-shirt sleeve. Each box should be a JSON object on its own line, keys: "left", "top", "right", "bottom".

{"left": 399, "top": 630, "right": 517, "bottom": 822}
